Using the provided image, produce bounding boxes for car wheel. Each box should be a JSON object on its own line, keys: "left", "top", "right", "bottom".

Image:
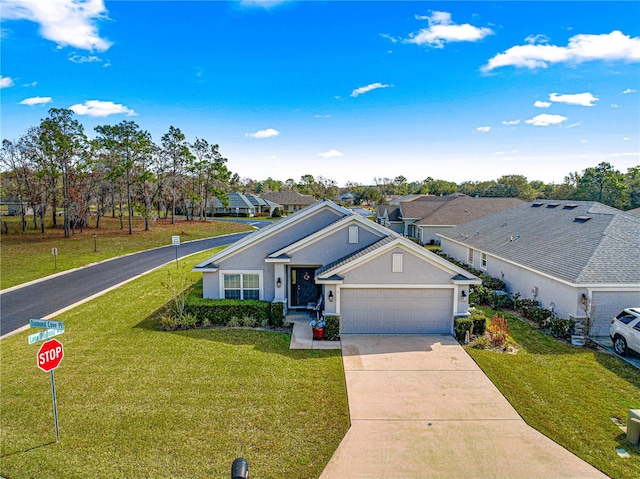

{"left": 613, "top": 335, "right": 628, "bottom": 356}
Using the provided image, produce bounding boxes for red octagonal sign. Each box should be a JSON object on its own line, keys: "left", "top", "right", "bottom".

{"left": 37, "top": 339, "right": 64, "bottom": 372}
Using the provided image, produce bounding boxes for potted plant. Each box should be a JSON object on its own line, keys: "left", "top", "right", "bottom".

{"left": 310, "top": 318, "right": 326, "bottom": 340}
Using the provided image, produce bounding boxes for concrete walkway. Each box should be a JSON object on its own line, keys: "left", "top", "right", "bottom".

{"left": 287, "top": 313, "right": 341, "bottom": 350}
{"left": 320, "top": 335, "right": 608, "bottom": 479}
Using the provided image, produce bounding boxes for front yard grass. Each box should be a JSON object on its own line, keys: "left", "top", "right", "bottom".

{"left": 0, "top": 250, "right": 349, "bottom": 479}
{"left": 467, "top": 308, "right": 640, "bottom": 479}
{"left": 0, "top": 216, "right": 251, "bottom": 289}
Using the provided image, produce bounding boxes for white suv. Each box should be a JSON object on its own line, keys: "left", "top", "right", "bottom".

{"left": 610, "top": 308, "right": 640, "bottom": 356}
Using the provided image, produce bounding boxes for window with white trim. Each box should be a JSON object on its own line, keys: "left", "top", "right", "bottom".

{"left": 468, "top": 248, "right": 474, "bottom": 265}
{"left": 348, "top": 225, "right": 359, "bottom": 244}
{"left": 481, "top": 253, "right": 487, "bottom": 269}
{"left": 392, "top": 253, "right": 403, "bottom": 273}
{"left": 223, "top": 273, "right": 260, "bottom": 300}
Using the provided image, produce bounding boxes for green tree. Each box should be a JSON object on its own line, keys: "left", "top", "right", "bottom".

{"left": 161, "top": 126, "right": 193, "bottom": 224}
{"left": 39, "top": 108, "right": 87, "bottom": 238}
{"left": 575, "top": 162, "right": 627, "bottom": 209}
{"left": 496, "top": 175, "right": 537, "bottom": 200}
{"left": 624, "top": 166, "right": 640, "bottom": 209}
{"left": 95, "top": 121, "right": 154, "bottom": 234}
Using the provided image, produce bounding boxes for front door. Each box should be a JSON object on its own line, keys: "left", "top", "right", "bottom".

{"left": 290, "top": 267, "right": 321, "bottom": 307}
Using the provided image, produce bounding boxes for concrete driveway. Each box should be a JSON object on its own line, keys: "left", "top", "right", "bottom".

{"left": 320, "top": 335, "right": 608, "bottom": 478}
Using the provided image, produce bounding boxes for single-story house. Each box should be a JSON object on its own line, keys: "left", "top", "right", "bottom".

{"left": 438, "top": 200, "right": 640, "bottom": 336}
{"left": 194, "top": 200, "right": 480, "bottom": 335}
{"left": 244, "top": 194, "right": 281, "bottom": 215}
{"left": 259, "top": 192, "right": 315, "bottom": 213}
{"left": 377, "top": 195, "right": 523, "bottom": 243}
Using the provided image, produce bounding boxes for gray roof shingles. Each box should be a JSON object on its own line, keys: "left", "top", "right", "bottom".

{"left": 438, "top": 200, "right": 640, "bottom": 285}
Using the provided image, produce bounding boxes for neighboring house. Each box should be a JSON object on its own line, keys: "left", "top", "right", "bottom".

{"left": 244, "top": 194, "right": 281, "bottom": 215}
{"left": 259, "top": 192, "right": 315, "bottom": 213}
{"left": 376, "top": 195, "right": 523, "bottom": 243}
{"left": 438, "top": 200, "right": 640, "bottom": 336}
{"left": 207, "top": 193, "right": 258, "bottom": 217}
{"left": 193, "top": 200, "right": 480, "bottom": 335}
{"left": 408, "top": 196, "right": 524, "bottom": 244}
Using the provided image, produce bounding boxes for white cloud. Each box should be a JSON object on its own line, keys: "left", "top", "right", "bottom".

{"left": 549, "top": 92, "right": 598, "bottom": 106}
{"left": 314, "top": 114, "right": 332, "bottom": 119}
{"left": 239, "top": 0, "right": 287, "bottom": 8}
{"left": 525, "top": 114, "right": 568, "bottom": 126}
{"left": 406, "top": 11, "right": 493, "bottom": 48}
{"left": 23, "top": 80, "right": 38, "bottom": 87}
{"left": 69, "top": 100, "right": 136, "bottom": 117}
{"left": 483, "top": 30, "right": 640, "bottom": 72}
{"left": 1, "top": 76, "right": 15, "bottom": 88}
{"left": 566, "top": 121, "right": 582, "bottom": 128}
{"left": 534, "top": 100, "right": 552, "bottom": 108}
{"left": 622, "top": 88, "right": 637, "bottom": 94}
{"left": 2, "top": 0, "right": 112, "bottom": 51}
{"left": 611, "top": 104, "right": 619, "bottom": 108}
{"left": 475, "top": 126, "right": 491, "bottom": 133}
{"left": 19, "top": 96, "right": 53, "bottom": 106}
{"left": 318, "top": 149, "right": 344, "bottom": 158}
{"left": 502, "top": 119, "right": 520, "bottom": 125}
{"left": 525, "top": 34, "right": 550, "bottom": 45}
{"left": 350, "top": 82, "right": 391, "bottom": 98}
{"left": 68, "top": 53, "right": 102, "bottom": 63}
{"left": 245, "top": 128, "right": 280, "bottom": 139}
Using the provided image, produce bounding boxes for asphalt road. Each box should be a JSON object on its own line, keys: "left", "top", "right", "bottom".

{"left": 0, "top": 230, "right": 255, "bottom": 337}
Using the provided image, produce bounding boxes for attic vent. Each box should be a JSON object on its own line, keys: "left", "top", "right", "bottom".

{"left": 574, "top": 216, "right": 592, "bottom": 223}
{"left": 563, "top": 204, "right": 578, "bottom": 209}
{"left": 532, "top": 202, "right": 544, "bottom": 207}
{"left": 546, "top": 203, "right": 560, "bottom": 208}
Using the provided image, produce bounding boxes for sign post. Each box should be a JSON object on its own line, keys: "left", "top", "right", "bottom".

{"left": 172, "top": 235, "right": 180, "bottom": 269}
{"left": 37, "top": 339, "right": 64, "bottom": 442}
{"left": 52, "top": 247, "right": 58, "bottom": 269}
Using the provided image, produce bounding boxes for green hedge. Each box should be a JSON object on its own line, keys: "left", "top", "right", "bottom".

{"left": 454, "top": 311, "right": 488, "bottom": 341}
{"left": 185, "top": 280, "right": 284, "bottom": 327}
{"left": 324, "top": 316, "right": 340, "bottom": 340}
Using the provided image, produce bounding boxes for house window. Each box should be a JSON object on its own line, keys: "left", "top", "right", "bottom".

{"left": 349, "top": 225, "right": 359, "bottom": 244}
{"left": 223, "top": 273, "right": 260, "bottom": 300}
{"left": 392, "top": 253, "right": 403, "bottom": 273}
{"left": 468, "top": 248, "right": 474, "bottom": 265}
{"left": 481, "top": 253, "right": 487, "bottom": 269}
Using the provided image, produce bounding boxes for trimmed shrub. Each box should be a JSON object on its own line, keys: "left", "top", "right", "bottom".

{"left": 324, "top": 316, "right": 340, "bottom": 340}
{"left": 270, "top": 301, "right": 285, "bottom": 327}
{"left": 468, "top": 310, "right": 488, "bottom": 337}
{"left": 454, "top": 317, "right": 474, "bottom": 341}
{"left": 548, "top": 317, "right": 574, "bottom": 338}
{"left": 481, "top": 275, "right": 506, "bottom": 291}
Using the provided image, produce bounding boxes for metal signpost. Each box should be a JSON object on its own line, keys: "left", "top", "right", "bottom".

{"left": 30, "top": 320, "right": 65, "bottom": 442}
{"left": 172, "top": 235, "right": 180, "bottom": 268}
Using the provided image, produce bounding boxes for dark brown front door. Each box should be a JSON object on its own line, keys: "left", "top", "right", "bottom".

{"left": 290, "top": 267, "right": 321, "bottom": 307}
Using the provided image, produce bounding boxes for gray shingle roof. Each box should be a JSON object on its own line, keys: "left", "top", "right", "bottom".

{"left": 376, "top": 205, "right": 401, "bottom": 221}
{"left": 438, "top": 200, "right": 640, "bottom": 285}
{"left": 260, "top": 191, "right": 315, "bottom": 206}
{"left": 402, "top": 196, "right": 524, "bottom": 225}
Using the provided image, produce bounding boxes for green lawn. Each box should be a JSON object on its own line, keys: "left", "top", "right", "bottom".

{"left": 0, "top": 250, "right": 350, "bottom": 479}
{"left": 0, "top": 216, "right": 252, "bottom": 289}
{"left": 467, "top": 309, "right": 640, "bottom": 479}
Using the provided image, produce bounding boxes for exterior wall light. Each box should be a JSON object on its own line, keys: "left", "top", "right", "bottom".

{"left": 461, "top": 290, "right": 467, "bottom": 302}
{"left": 276, "top": 278, "right": 282, "bottom": 288}
{"left": 328, "top": 291, "right": 334, "bottom": 302}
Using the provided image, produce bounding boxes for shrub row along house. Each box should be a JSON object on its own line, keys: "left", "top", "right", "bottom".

{"left": 193, "top": 200, "right": 480, "bottom": 335}
{"left": 438, "top": 200, "right": 640, "bottom": 336}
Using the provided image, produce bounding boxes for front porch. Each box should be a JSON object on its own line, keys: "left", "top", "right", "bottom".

{"left": 285, "top": 311, "right": 341, "bottom": 350}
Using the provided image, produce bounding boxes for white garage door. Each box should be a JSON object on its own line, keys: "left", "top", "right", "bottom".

{"left": 591, "top": 291, "right": 640, "bottom": 336}
{"left": 340, "top": 288, "right": 454, "bottom": 334}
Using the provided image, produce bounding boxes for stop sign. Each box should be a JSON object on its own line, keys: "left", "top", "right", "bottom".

{"left": 37, "top": 339, "right": 64, "bottom": 372}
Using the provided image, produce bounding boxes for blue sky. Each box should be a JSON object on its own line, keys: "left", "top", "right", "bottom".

{"left": 1, "top": 1, "right": 639, "bottom": 186}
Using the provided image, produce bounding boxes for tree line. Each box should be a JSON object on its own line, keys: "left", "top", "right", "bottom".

{"left": 2, "top": 108, "right": 638, "bottom": 237}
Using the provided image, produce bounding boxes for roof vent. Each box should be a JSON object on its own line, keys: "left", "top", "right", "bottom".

{"left": 547, "top": 203, "right": 560, "bottom": 208}
{"left": 574, "top": 216, "right": 592, "bottom": 223}
{"left": 563, "top": 204, "right": 578, "bottom": 209}
{"left": 532, "top": 202, "right": 544, "bottom": 207}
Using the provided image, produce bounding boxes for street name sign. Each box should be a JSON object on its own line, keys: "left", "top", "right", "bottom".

{"left": 30, "top": 319, "right": 65, "bottom": 330}
{"left": 29, "top": 329, "right": 64, "bottom": 345}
